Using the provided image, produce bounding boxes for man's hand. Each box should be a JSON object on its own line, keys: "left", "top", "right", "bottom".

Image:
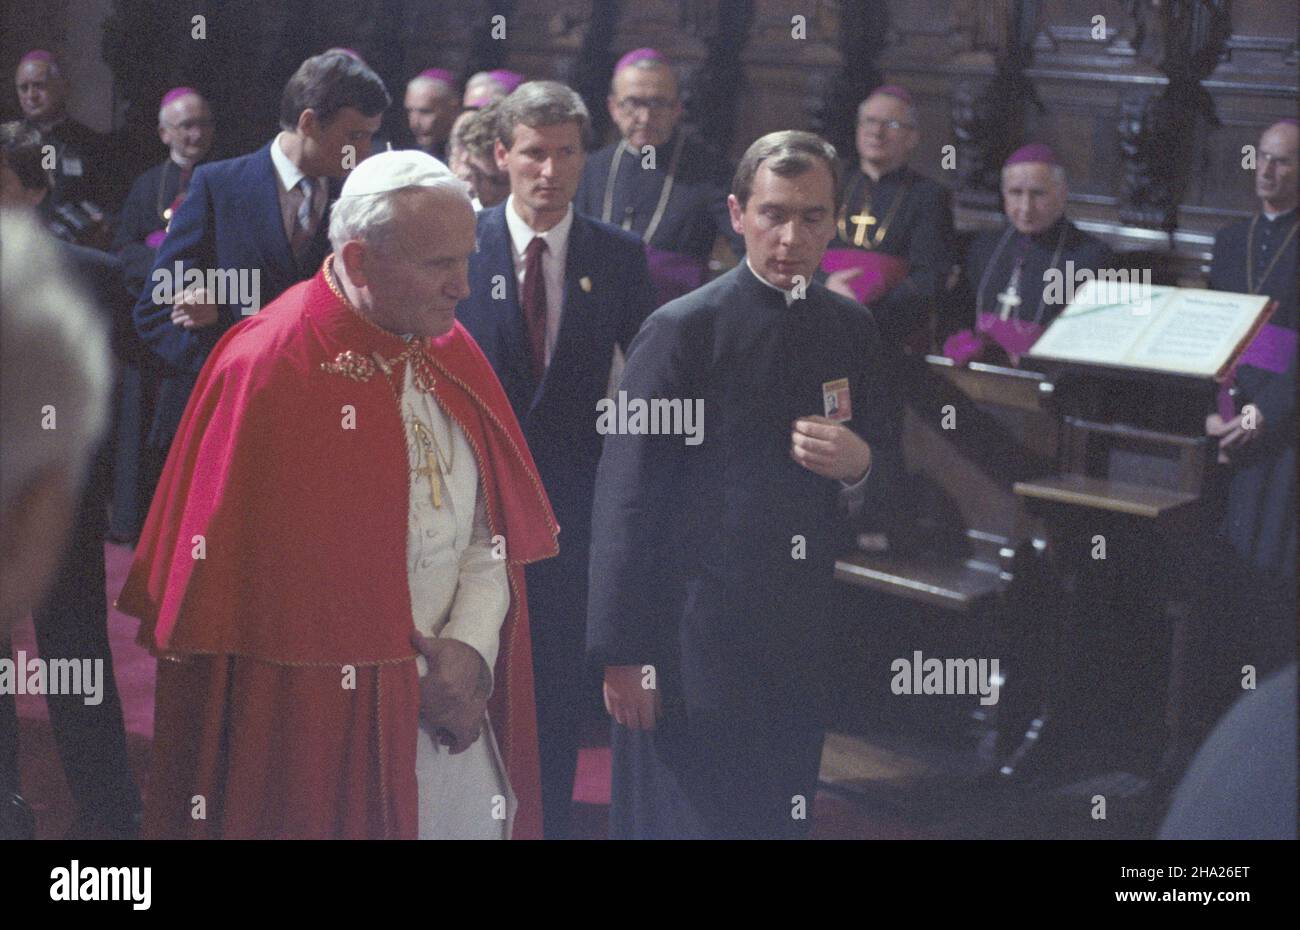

{"left": 791, "top": 415, "right": 872, "bottom": 482}
{"left": 170, "top": 287, "right": 220, "bottom": 330}
{"left": 825, "top": 267, "right": 863, "bottom": 301}
{"left": 1207, "top": 405, "right": 1263, "bottom": 463}
{"left": 603, "top": 664, "right": 661, "bottom": 732}
{"left": 411, "top": 633, "right": 490, "bottom": 754}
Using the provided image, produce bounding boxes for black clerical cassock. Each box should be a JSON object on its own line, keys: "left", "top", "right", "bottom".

{"left": 576, "top": 130, "right": 743, "bottom": 306}
{"left": 949, "top": 216, "right": 1114, "bottom": 360}
{"left": 107, "top": 158, "right": 200, "bottom": 541}
{"left": 1208, "top": 207, "right": 1297, "bottom": 578}
{"left": 826, "top": 162, "right": 954, "bottom": 346}
{"left": 586, "top": 261, "right": 896, "bottom": 839}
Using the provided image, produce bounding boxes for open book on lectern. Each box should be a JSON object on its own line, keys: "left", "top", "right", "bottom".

{"left": 1024, "top": 279, "right": 1275, "bottom": 380}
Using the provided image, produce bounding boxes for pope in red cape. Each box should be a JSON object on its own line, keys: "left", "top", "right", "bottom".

{"left": 118, "top": 151, "right": 558, "bottom": 839}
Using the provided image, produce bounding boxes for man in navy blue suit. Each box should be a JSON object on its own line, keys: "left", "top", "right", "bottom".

{"left": 132, "top": 50, "right": 389, "bottom": 493}
{"left": 456, "top": 81, "right": 656, "bottom": 838}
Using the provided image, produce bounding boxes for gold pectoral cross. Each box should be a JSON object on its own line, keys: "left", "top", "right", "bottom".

{"left": 410, "top": 420, "right": 444, "bottom": 508}
{"left": 849, "top": 211, "right": 877, "bottom": 248}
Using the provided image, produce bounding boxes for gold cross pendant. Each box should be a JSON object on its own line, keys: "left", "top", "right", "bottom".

{"left": 850, "top": 211, "right": 877, "bottom": 248}
{"left": 411, "top": 421, "right": 443, "bottom": 508}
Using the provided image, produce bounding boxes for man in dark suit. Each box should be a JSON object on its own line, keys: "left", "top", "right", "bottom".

{"left": 587, "top": 131, "right": 895, "bottom": 839}
{"left": 132, "top": 50, "right": 388, "bottom": 493}
{"left": 456, "top": 81, "right": 656, "bottom": 838}
{"left": 0, "top": 127, "right": 137, "bottom": 839}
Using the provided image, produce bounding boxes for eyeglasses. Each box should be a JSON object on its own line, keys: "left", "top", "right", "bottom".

{"left": 859, "top": 116, "right": 915, "bottom": 132}
{"left": 616, "top": 96, "right": 676, "bottom": 115}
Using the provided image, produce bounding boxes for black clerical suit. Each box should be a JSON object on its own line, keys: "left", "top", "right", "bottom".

{"left": 109, "top": 158, "right": 199, "bottom": 539}
{"left": 587, "top": 262, "right": 896, "bottom": 839}
{"left": 576, "top": 131, "right": 743, "bottom": 305}
{"left": 956, "top": 217, "right": 1114, "bottom": 331}
{"left": 829, "top": 163, "right": 955, "bottom": 346}
{"left": 26, "top": 117, "right": 119, "bottom": 237}
{"left": 0, "top": 243, "right": 140, "bottom": 839}
{"left": 1208, "top": 208, "right": 1297, "bottom": 579}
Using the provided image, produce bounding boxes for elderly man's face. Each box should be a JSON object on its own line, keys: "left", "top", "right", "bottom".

{"left": 1256, "top": 123, "right": 1299, "bottom": 211}
{"left": 496, "top": 121, "right": 584, "bottom": 223}
{"left": 405, "top": 81, "right": 458, "bottom": 152}
{"left": 728, "top": 160, "right": 836, "bottom": 291}
{"left": 607, "top": 65, "right": 681, "bottom": 151}
{"left": 856, "top": 93, "right": 918, "bottom": 174}
{"left": 361, "top": 188, "right": 475, "bottom": 338}
{"left": 1001, "top": 162, "right": 1068, "bottom": 235}
{"left": 16, "top": 60, "right": 65, "bottom": 123}
{"left": 159, "top": 94, "right": 214, "bottom": 166}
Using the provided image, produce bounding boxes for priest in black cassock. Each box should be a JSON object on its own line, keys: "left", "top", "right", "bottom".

{"left": 1206, "top": 119, "right": 1297, "bottom": 583}
{"left": 587, "top": 131, "right": 896, "bottom": 839}
{"left": 945, "top": 144, "right": 1113, "bottom": 366}
{"left": 108, "top": 87, "right": 214, "bottom": 541}
{"left": 822, "top": 85, "right": 954, "bottom": 349}
{"left": 575, "top": 48, "right": 743, "bottom": 307}
{"left": 12, "top": 50, "right": 118, "bottom": 241}
{"left": 113, "top": 88, "right": 214, "bottom": 296}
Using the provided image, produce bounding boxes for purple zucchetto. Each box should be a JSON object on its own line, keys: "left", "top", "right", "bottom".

{"left": 160, "top": 86, "right": 201, "bottom": 109}
{"left": 1004, "top": 143, "right": 1060, "bottom": 168}
{"left": 487, "top": 69, "right": 524, "bottom": 95}
{"left": 614, "top": 48, "right": 668, "bottom": 74}
{"left": 19, "top": 49, "right": 54, "bottom": 65}
{"left": 870, "top": 84, "right": 913, "bottom": 106}
{"left": 417, "top": 68, "right": 455, "bottom": 86}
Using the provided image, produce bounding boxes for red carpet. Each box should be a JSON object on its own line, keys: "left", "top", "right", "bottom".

{"left": 14, "top": 542, "right": 896, "bottom": 839}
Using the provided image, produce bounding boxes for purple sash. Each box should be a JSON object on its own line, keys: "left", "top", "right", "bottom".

{"left": 1217, "top": 323, "right": 1297, "bottom": 419}
{"left": 976, "top": 312, "right": 1045, "bottom": 358}
{"left": 645, "top": 245, "right": 706, "bottom": 307}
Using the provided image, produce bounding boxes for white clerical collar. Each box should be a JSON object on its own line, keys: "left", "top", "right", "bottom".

{"left": 745, "top": 257, "right": 798, "bottom": 306}
{"left": 270, "top": 131, "right": 324, "bottom": 195}
{"left": 1262, "top": 207, "right": 1295, "bottom": 221}
{"left": 505, "top": 194, "right": 573, "bottom": 257}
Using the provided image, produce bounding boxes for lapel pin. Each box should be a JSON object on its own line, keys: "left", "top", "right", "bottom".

{"left": 579, "top": 276, "right": 593, "bottom": 293}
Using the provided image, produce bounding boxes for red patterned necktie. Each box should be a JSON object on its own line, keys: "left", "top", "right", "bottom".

{"left": 522, "top": 236, "right": 548, "bottom": 379}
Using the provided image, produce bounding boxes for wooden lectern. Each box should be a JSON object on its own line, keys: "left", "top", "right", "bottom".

{"left": 836, "top": 282, "right": 1275, "bottom": 780}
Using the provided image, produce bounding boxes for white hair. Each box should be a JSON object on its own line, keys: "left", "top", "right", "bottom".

{"left": 157, "top": 91, "right": 205, "bottom": 128}
{"left": 1001, "top": 162, "right": 1068, "bottom": 187}
{"left": 0, "top": 209, "right": 112, "bottom": 510}
{"left": 406, "top": 75, "right": 456, "bottom": 97}
{"left": 328, "top": 178, "right": 470, "bottom": 254}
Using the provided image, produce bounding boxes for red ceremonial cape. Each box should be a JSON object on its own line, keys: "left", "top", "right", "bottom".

{"left": 117, "top": 258, "right": 559, "bottom": 839}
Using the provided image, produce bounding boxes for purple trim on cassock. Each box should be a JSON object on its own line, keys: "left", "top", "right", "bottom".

{"left": 977, "top": 312, "right": 1044, "bottom": 357}
{"left": 645, "top": 245, "right": 705, "bottom": 307}
{"left": 1217, "top": 323, "right": 1297, "bottom": 419}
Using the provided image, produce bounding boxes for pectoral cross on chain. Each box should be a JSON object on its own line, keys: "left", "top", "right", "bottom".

{"left": 996, "top": 266, "right": 1023, "bottom": 321}
{"left": 410, "top": 420, "right": 443, "bottom": 508}
{"left": 849, "top": 211, "right": 877, "bottom": 249}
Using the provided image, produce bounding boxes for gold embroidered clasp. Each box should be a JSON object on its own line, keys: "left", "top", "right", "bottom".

{"left": 320, "top": 350, "right": 376, "bottom": 382}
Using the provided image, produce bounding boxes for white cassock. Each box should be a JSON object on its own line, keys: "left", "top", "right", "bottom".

{"left": 400, "top": 359, "right": 516, "bottom": 839}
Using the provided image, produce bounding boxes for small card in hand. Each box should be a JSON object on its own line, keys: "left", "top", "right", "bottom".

{"left": 822, "top": 378, "right": 852, "bottom": 422}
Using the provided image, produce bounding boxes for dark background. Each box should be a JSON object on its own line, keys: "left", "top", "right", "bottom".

{"left": 2, "top": 0, "right": 1297, "bottom": 280}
